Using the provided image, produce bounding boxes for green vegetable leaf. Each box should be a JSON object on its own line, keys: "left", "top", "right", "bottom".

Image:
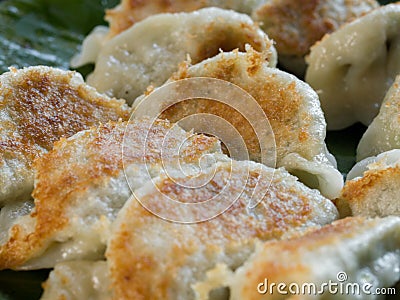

{"left": 0, "top": 0, "right": 118, "bottom": 73}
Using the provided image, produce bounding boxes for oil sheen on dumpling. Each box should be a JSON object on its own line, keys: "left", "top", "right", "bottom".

{"left": 107, "top": 161, "right": 337, "bottom": 299}
{"left": 150, "top": 48, "right": 343, "bottom": 199}
{"left": 306, "top": 3, "right": 400, "bottom": 130}
{"left": 0, "top": 119, "right": 222, "bottom": 270}
{"left": 357, "top": 75, "right": 400, "bottom": 161}
{"left": 226, "top": 217, "right": 400, "bottom": 300}
{"left": 105, "top": 0, "right": 267, "bottom": 39}
{"left": 252, "top": 0, "right": 378, "bottom": 76}
{"left": 336, "top": 149, "right": 400, "bottom": 218}
{"left": 0, "top": 66, "right": 130, "bottom": 205}
{"left": 83, "top": 8, "right": 277, "bottom": 104}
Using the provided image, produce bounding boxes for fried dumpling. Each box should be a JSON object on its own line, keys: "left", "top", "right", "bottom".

{"left": 108, "top": 161, "right": 337, "bottom": 299}
{"left": 252, "top": 0, "right": 378, "bottom": 76}
{"left": 100, "top": 0, "right": 377, "bottom": 77}
{"left": 105, "top": 0, "right": 267, "bottom": 39}
{"left": 357, "top": 75, "right": 400, "bottom": 161}
{"left": 336, "top": 149, "right": 400, "bottom": 218}
{"left": 306, "top": 3, "right": 400, "bottom": 130}
{"left": 148, "top": 48, "right": 343, "bottom": 199}
{"left": 0, "top": 66, "right": 130, "bottom": 205}
{"left": 40, "top": 160, "right": 338, "bottom": 300}
{"left": 81, "top": 8, "right": 277, "bottom": 104}
{"left": 41, "top": 218, "right": 400, "bottom": 300}
{"left": 227, "top": 216, "right": 400, "bottom": 299}
{"left": 0, "top": 119, "right": 222, "bottom": 270}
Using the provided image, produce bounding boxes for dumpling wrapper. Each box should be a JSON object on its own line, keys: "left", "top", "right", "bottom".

{"left": 73, "top": 0, "right": 269, "bottom": 67}
{"left": 224, "top": 216, "right": 400, "bottom": 300}
{"left": 0, "top": 66, "right": 130, "bottom": 205}
{"left": 336, "top": 149, "right": 400, "bottom": 218}
{"left": 306, "top": 3, "right": 400, "bottom": 130}
{"left": 357, "top": 75, "right": 400, "bottom": 161}
{"left": 41, "top": 160, "right": 338, "bottom": 300}
{"left": 100, "top": 0, "right": 377, "bottom": 77}
{"left": 41, "top": 261, "right": 110, "bottom": 300}
{"left": 0, "top": 119, "right": 222, "bottom": 270}
{"left": 252, "top": 0, "right": 378, "bottom": 76}
{"left": 80, "top": 7, "right": 277, "bottom": 104}
{"left": 105, "top": 0, "right": 267, "bottom": 39}
{"left": 146, "top": 48, "right": 343, "bottom": 199}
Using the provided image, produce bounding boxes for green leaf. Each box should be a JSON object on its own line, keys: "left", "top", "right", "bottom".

{"left": 0, "top": 0, "right": 118, "bottom": 73}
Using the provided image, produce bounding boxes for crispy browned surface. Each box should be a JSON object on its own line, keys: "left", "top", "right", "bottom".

{"left": 0, "top": 66, "right": 130, "bottom": 203}
{"left": 106, "top": 0, "right": 224, "bottom": 38}
{"left": 253, "top": 0, "right": 378, "bottom": 57}
{"left": 338, "top": 166, "right": 400, "bottom": 217}
{"left": 0, "top": 119, "right": 220, "bottom": 269}
{"left": 340, "top": 169, "right": 391, "bottom": 204}
{"left": 107, "top": 161, "right": 337, "bottom": 299}
{"left": 105, "top": 0, "right": 377, "bottom": 59}
{"left": 164, "top": 50, "right": 317, "bottom": 163}
{"left": 233, "top": 216, "right": 397, "bottom": 299}
{"left": 2, "top": 67, "right": 129, "bottom": 151}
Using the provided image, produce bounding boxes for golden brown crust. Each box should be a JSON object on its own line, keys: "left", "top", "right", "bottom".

{"left": 3, "top": 67, "right": 130, "bottom": 151}
{"left": 253, "top": 0, "right": 378, "bottom": 57}
{"left": 106, "top": 0, "right": 219, "bottom": 38}
{"left": 340, "top": 169, "right": 391, "bottom": 204}
{"left": 107, "top": 161, "right": 337, "bottom": 299}
{"left": 0, "top": 119, "right": 220, "bottom": 269}
{"left": 244, "top": 217, "right": 356, "bottom": 286}
{"left": 254, "top": 0, "right": 332, "bottom": 56}
{"left": 338, "top": 166, "right": 400, "bottom": 217}
{"left": 164, "top": 50, "right": 318, "bottom": 163}
{"left": 105, "top": 0, "right": 377, "bottom": 59}
{"left": 231, "top": 216, "right": 399, "bottom": 299}
{"left": 0, "top": 66, "right": 130, "bottom": 202}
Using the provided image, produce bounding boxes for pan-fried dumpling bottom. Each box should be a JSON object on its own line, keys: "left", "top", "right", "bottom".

{"left": 0, "top": 66, "right": 130, "bottom": 205}
{"left": 153, "top": 49, "right": 343, "bottom": 199}
{"left": 306, "top": 3, "right": 400, "bottom": 130}
{"left": 252, "top": 0, "right": 378, "bottom": 76}
{"left": 336, "top": 149, "right": 400, "bottom": 218}
{"left": 105, "top": 0, "right": 267, "bottom": 39}
{"left": 225, "top": 217, "right": 400, "bottom": 300}
{"left": 0, "top": 119, "right": 222, "bottom": 270}
{"left": 104, "top": 161, "right": 338, "bottom": 300}
{"left": 82, "top": 8, "right": 277, "bottom": 104}
{"left": 357, "top": 75, "right": 400, "bottom": 161}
